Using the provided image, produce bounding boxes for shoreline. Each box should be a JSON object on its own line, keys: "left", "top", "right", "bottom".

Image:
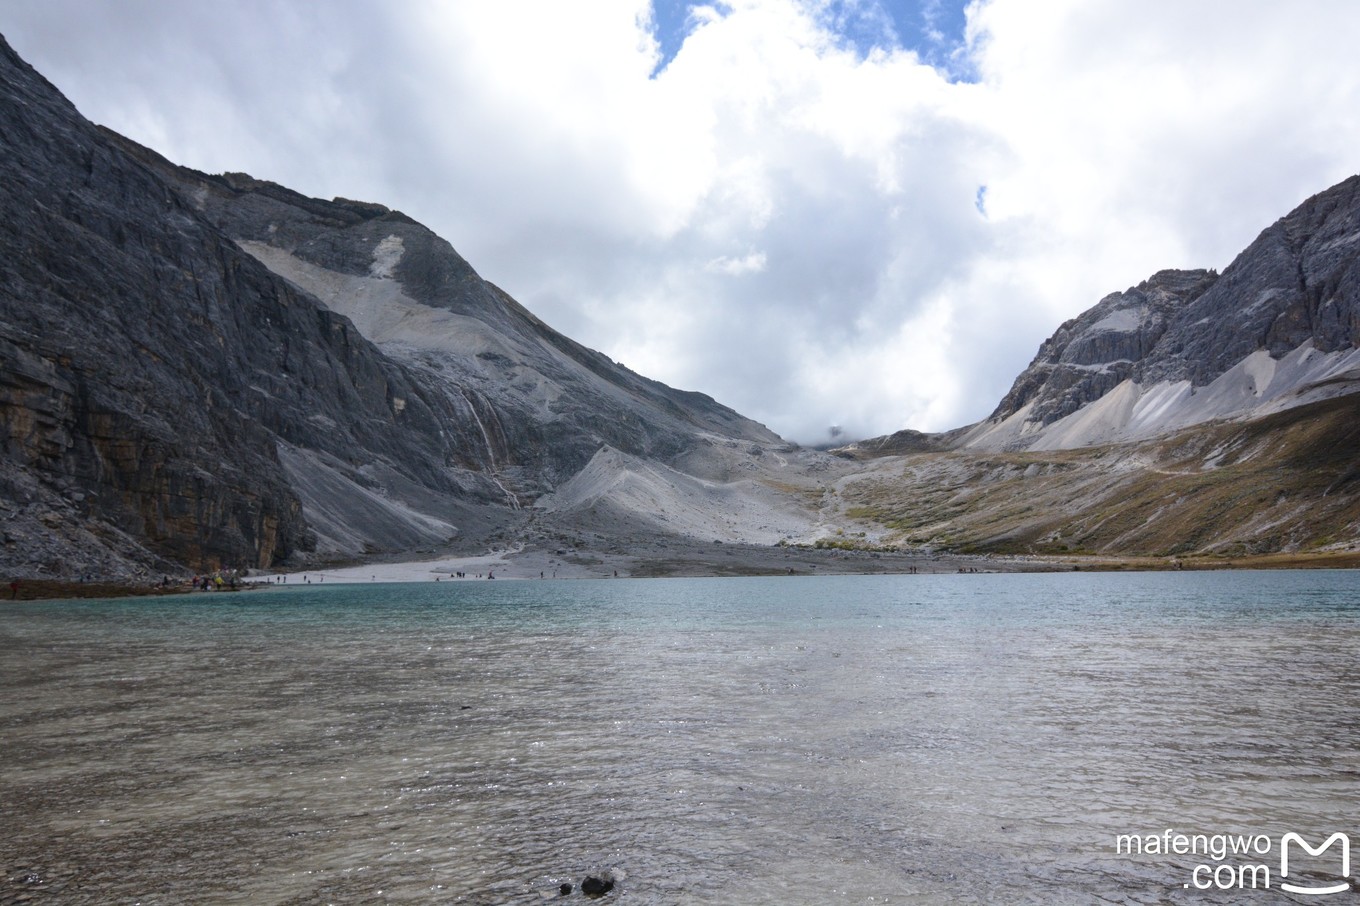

{"left": 8, "top": 546, "right": 1358, "bottom": 601}
{"left": 264, "top": 542, "right": 1360, "bottom": 585}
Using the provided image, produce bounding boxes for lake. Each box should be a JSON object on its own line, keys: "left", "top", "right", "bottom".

{"left": 2, "top": 571, "right": 1358, "bottom": 904}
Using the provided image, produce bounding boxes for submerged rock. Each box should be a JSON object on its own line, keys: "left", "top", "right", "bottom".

{"left": 580, "top": 874, "right": 614, "bottom": 897}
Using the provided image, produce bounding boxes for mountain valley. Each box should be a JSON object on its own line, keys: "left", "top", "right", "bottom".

{"left": 3, "top": 33, "right": 1358, "bottom": 586}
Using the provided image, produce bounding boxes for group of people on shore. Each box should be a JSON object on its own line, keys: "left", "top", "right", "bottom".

{"left": 190, "top": 571, "right": 240, "bottom": 591}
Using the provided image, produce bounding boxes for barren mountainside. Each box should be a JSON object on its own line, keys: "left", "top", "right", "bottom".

{"left": 836, "top": 177, "right": 1360, "bottom": 561}
{"left": 0, "top": 34, "right": 779, "bottom": 578}
{"left": 3, "top": 30, "right": 1358, "bottom": 580}
{"left": 958, "top": 177, "right": 1360, "bottom": 452}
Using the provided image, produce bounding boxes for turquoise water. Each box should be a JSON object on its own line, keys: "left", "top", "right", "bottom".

{"left": 2, "top": 571, "right": 1358, "bottom": 903}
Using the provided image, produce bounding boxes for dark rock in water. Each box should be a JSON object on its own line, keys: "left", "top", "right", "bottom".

{"left": 559, "top": 882, "right": 573, "bottom": 895}
{"left": 580, "top": 875, "right": 614, "bottom": 896}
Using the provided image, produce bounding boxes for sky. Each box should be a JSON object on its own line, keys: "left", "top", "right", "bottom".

{"left": 4, "top": 1, "right": 1360, "bottom": 444}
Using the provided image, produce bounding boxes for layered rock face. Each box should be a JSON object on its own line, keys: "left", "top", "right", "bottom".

{"left": 0, "top": 35, "right": 775, "bottom": 577}
{"left": 2, "top": 36, "right": 313, "bottom": 573}
{"left": 986, "top": 269, "right": 1220, "bottom": 427}
{"left": 965, "top": 176, "right": 1360, "bottom": 450}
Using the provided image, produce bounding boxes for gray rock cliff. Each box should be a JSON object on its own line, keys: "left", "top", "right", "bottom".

{"left": 988, "top": 268, "right": 1221, "bottom": 426}
{"left": 0, "top": 34, "right": 776, "bottom": 577}
{"left": 972, "top": 175, "right": 1360, "bottom": 448}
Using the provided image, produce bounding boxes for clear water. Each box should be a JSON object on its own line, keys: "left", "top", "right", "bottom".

{"left": 2, "top": 571, "right": 1358, "bottom": 904}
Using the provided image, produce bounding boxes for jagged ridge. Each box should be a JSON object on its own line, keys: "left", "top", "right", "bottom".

{"left": 957, "top": 176, "right": 1360, "bottom": 451}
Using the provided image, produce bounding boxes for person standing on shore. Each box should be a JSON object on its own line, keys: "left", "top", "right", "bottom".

{"left": 9, "top": 579, "right": 18, "bottom": 599}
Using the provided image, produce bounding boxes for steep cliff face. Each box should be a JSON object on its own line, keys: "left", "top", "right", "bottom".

{"left": 985, "top": 269, "right": 1220, "bottom": 427}
{"left": 1160, "top": 176, "right": 1360, "bottom": 385}
{"left": 1, "top": 36, "right": 316, "bottom": 574}
{"left": 118, "top": 147, "right": 780, "bottom": 495}
{"left": 0, "top": 34, "right": 778, "bottom": 577}
{"left": 963, "top": 176, "right": 1360, "bottom": 451}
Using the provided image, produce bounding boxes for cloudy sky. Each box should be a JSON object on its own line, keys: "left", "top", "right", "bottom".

{"left": 5, "top": 1, "right": 1360, "bottom": 443}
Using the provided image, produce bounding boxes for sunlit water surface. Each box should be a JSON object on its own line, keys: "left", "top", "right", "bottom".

{"left": 2, "top": 571, "right": 1358, "bottom": 904}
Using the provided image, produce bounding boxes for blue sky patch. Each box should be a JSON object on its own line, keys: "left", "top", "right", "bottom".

{"left": 648, "top": 1, "right": 973, "bottom": 78}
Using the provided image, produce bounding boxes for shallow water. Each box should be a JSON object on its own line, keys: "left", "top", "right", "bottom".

{"left": 2, "top": 571, "right": 1358, "bottom": 904}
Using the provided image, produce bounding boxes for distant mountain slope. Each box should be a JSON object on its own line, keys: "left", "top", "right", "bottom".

{"left": 0, "top": 33, "right": 776, "bottom": 577}
{"left": 831, "top": 174, "right": 1360, "bottom": 561}
{"left": 958, "top": 177, "right": 1360, "bottom": 451}
{"left": 837, "top": 391, "right": 1360, "bottom": 560}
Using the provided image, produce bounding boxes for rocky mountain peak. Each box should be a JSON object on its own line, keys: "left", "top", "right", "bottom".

{"left": 964, "top": 175, "right": 1360, "bottom": 451}
{"left": 989, "top": 268, "right": 1219, "bottom": 426}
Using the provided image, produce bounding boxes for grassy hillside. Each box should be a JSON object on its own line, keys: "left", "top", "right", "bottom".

{"left": 836, "top": 393, "right": 1360, "bottom": 563}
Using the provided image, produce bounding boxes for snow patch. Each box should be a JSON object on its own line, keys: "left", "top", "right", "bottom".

{"left": 368, "top": 234, "right": 404, "bottom": 279}
{"left": 1241, "top": 349, "right": 1275, "bottom": 396}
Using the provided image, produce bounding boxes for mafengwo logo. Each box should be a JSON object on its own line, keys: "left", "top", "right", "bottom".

{"left": 1114, "top": 829, "right": 1354, "bottom": 893}
{"left": 1281, "top": 833, "right": 1351, "bottom": 896}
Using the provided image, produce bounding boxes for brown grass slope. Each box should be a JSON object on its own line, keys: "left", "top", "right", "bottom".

{"left": 841, "top": 393, "right": 1360, "bottom": 561}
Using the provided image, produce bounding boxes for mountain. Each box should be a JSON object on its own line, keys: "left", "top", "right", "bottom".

{"left": 4, "top": 30, "right": 1357, "bottom": 580}
{"left": 108, "top": 139, "right": 786, "bottom": 555}
{"left": 838, "top": 178, "right": 1360, "bottom": 561}
{"left": 956, "top": 177, "right": 1360, "bottom": 451}
{"left": 0, "top": 33, "right": 785, "bottom": 580}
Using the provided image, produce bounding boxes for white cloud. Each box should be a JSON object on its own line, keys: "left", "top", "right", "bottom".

{"left": 706, "top": 251, "right": 769, "bottom": 275}
{"left": 4, "top": 0, "right": 1360, "bottom": 443}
